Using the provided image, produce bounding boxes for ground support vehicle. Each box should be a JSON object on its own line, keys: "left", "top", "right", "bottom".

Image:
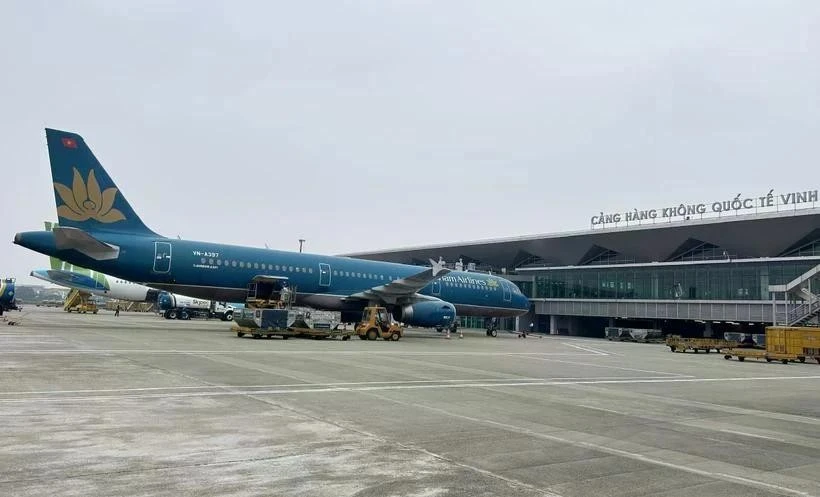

{"left": 723, "top": 326, "right": 820, "bottom": 364}
{"left": 606, "top": 327, "right": 664, "bottom": 343}
{"left": 158, "top": 292, "right": 239, "bottom": 320}
{"left": 666, "top": 335, "right": 738, "bottom": 353}
{"left": 354, "top": 306, "right": 403, "bottom": 341}
{"left": 232, "top": 307, "right": 350, "bottom": 340}
{"left": 484, "top": 317, "right": 498, "bottom": 337}
{"left": 64, "top": 288, "right": 98, "bottom": 314}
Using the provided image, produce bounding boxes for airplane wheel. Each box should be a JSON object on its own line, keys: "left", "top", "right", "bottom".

{"left": 366, "top": 328, "right": 378, "bottom": 341}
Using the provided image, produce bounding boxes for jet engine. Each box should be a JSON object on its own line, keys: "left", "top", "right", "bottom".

{"left": 396, "top": 301, "right": 456, "bottom": 328}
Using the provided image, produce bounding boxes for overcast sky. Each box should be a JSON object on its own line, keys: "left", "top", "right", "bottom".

{"left": 2, "top": 0, "right": 819, "bottom": 285}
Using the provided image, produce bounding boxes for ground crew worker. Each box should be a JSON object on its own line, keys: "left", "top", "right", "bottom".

{"left": 115, "top": 304, "right": 120, "bottom": 317}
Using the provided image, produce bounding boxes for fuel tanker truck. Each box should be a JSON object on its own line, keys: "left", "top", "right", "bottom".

{"left": 157, "top": 291, "right": 242, "bottom": 321}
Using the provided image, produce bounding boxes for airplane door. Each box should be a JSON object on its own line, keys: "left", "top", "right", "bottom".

{"left": 153, "top": 242, "right": 172, "bottom": 273}
{"left": 502, "top": 282, "right": 512, "bottom": 302}
{"left": 318, "top": 263, "right": 331, "bottom": 287}
{"left": 432, "top": 280, "right": 441, "bottom": 296}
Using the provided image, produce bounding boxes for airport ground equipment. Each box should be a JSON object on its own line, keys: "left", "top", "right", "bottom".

{"left": 355, "top": 306, "right": 403, "bottom": 341}
{"left": 605, "top": 327, "right": 664, "bottom": 343}
{"left": 0, "top": 278, "right": 18, "bottom": 316}
{"left": 63, "top": 288, "right": 98, "bottom": 314}
{"left": 723, "top": 326, "right": 820, "bottom": 363}
{"left": 158, "top": 291, "right": 239, "bottom": 320}
{"left": 666, "top": 335, "right": 739, "bottom": 353}
{"left": 232, "top": 307, "right": 349, "bottom": 340}
{"left": 485, "top": 317, "right": 498, "bottom": 337}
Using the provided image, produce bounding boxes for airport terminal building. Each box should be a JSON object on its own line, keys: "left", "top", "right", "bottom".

{"left": 347, "top": 191, "right": 820, "bottom": 337}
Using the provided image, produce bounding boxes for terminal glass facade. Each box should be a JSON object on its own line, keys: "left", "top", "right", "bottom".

{"left": 530, "top": 260, "right": 819, "bottom": 301}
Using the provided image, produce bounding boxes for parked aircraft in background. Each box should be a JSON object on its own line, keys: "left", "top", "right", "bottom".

{"left": 14, "top": 129, "right": 530, "bottom": 328}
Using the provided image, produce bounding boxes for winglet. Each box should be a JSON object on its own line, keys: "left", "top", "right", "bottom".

{"left": 429, "top": 258, "right": 447, "bottom": 276}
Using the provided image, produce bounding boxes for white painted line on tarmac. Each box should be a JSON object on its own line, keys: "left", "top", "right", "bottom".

{"left": 577, "top": 404, "right": 629, "bottom": 415}
{"left": 0, "top": 376, "right": 653, "bottom": 396}
{"left": 0, "top": 349, "right": 605, "bottom": 356}
{"left": 562, "top": 343, "right": 609, "bottom": 356}
{"left": 7, "top": 375, "right": 820, "bottom": 405}
{"left": 719, "top": 429, "right": 786, "bottom": 442}
{"left": 515, "top": 355, "right": 688, "bottom": 377}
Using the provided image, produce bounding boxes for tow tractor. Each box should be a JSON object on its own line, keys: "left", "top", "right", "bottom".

{"left": 354, "top": 306, "right": 403, "bottom": 341}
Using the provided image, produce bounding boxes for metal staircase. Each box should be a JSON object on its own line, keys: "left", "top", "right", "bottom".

{"left": 769, "top": 263, "right": 820, "bottom": 326}
{"left": 788, "top": 300, "right": 820, "bottom": 326}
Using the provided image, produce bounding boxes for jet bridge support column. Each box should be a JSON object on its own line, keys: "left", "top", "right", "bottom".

{"left": 550, "top": 315, "right": 557, "bottom": 335}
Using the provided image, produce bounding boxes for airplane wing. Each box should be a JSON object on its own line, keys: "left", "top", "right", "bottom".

{"left": 344, "top": 259, "right": 451, "bottom": 305}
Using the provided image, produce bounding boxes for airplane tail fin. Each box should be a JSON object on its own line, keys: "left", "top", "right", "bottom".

{"left": 45, "top": 128, "right": 158, "bottom": 236}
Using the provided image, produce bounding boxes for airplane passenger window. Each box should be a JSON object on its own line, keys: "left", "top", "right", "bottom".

{"left": 209, "top": 259, "right": 214, "bottom": 265}
{"left": 275, "top": 265, "right": 280, "bottom": 270}
{"left": 254, "top": 263, "right": 259, "bottom": 269}
{"left": 217, "top": 260, "right": 222, "bottom": 265}
{"left": 308, "top": 268, "right": 313, "bottom": 273}
{"left": 295, "top": 267, "right": 300, "bottom": 272}
{"left": 200, "top": 258, "right": 206, "bottom": 264}
{"left": 289, "top": 266, "right": 293, "bottom": 271}
{"left": 231, "top": 261, "right": 237, "bottom": 267}
{"left": 240, "top": 262, "right": 245, "bottom": 268}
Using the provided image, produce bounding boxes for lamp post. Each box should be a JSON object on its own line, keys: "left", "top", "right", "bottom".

{"left": 298, "top": 239, "right": 305, "bottom": 253}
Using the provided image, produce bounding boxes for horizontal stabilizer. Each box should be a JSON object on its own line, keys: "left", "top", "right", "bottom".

{"left": 53, "top": 227, "right": 120, "bottom": 260}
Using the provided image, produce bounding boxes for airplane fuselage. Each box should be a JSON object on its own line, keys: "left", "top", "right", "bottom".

{"left": 16, "top": 230, "right": 531, "bottom": 318}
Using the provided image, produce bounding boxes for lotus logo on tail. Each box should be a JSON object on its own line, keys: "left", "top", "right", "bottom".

{"left": 53, "top": 168, "right": 125, "bottom": 223}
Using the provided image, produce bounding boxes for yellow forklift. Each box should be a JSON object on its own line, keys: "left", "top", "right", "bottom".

{"left": 355, "top": 306, "right": 403, "bottom": 341}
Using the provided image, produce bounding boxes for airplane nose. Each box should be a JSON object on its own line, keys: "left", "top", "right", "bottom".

{"left": 517, "top": 293, "right": 530, "bottom": 310}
